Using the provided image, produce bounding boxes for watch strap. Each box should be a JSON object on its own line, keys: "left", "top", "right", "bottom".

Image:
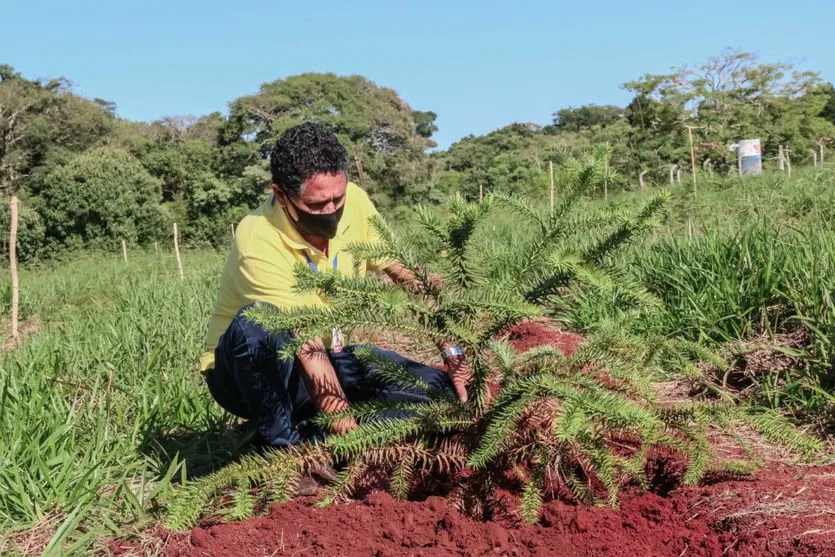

{"left": 440, "top": 345, "right": 465, "bottom": 360}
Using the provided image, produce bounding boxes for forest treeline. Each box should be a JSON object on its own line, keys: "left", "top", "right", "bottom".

{"left": 1, "top": 48, "right": 834, "bottom": 261}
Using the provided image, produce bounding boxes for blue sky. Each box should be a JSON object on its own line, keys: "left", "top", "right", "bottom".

{"left": 3, "top": 0, "right": 833, "bottom": 149}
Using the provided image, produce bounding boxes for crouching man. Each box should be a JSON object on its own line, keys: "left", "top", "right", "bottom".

{"left": 200, "top": 122, "right": 470, "bottom": 452}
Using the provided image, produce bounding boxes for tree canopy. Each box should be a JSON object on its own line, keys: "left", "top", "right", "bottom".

{"left": 1, "top": 50, "right": 833, "bottom": 262}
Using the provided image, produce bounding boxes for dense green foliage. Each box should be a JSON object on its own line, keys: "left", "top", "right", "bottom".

{"left": 2, "top": 49, "right": 834, "bottom": 261}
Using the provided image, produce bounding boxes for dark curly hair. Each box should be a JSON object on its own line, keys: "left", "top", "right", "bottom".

{"left": 269, "top": 122, "right": 349, "bottom": 197}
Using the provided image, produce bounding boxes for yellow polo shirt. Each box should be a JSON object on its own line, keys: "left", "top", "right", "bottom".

{"left": 199, "top": 181, "right": 385, "bottom": 372}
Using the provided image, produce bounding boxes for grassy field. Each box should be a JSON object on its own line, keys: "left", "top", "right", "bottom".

{"left": 0, "top": 250, "right": 232, "bottom": 553}
{"left": 1, "top": 167, "right": 833, "bottom": 553}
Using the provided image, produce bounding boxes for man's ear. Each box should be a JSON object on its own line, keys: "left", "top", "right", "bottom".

{"left": 271, "top": 184, "right": 286, "bottom": 206}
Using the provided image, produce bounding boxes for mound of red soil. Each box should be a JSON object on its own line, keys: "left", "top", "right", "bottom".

{"left": 502, "top": 320, "right": 584, "bottom": 356}
{"left": 111, "top": 462, "right": 835, "bottom": 556}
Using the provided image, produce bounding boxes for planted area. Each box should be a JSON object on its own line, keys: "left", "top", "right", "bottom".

{"left": 1, "top": 166, "right": 833, "bottom": 555}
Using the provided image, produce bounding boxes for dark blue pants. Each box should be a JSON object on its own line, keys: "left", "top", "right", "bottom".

{"left": 205, "top": 304, "right": 453, "bottom": 447}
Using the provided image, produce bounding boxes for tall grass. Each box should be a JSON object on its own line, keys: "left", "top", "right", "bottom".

{"left": 0, "top": 250, "right": 237, "bottom": 552}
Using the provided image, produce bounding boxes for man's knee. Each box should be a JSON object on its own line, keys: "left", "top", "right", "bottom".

{"left": 362, "top": 346, "right": 453, "bottom": 395}
{"left": 223, "top": 302, "right": 293, "bottom": 359}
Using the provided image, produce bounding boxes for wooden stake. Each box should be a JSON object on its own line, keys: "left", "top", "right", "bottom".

{"left": 676, "top": 168, "right": 682, "bottom": 184}
{"left": 821, "top": 143, "right": 826, "bottom": 165}
{"left": 154, "top": 241, "right": 159, "bottom": 253}
{"left": 9, "top": 196, "right": 20, "bottom": 345}
{"left": 121, "top": 239, "right": 128, "bottom": 263}
{"left": 230, "top": 223, "right": 236, "bottom": 241}
{"left": 548, "top": 161, "right": 555, "bottom": 212}
{"left": 778, "top": 145, "right": 785, "bottom": 171}
{"left": 685, "top": 125, "right": 698, "bottom": 199}
{"left": 603, "top": 159, "right": 608, "bottom": 200}
{"left": 352, "top": 145, "right": 366, "bottom": 189}
{"left": 669, "top": 164, "right": 678, "bottom": 185}
{"left": 812, "top": 150, "right": 818, "bottom": 167}
{"left": 479, "top": 183, "right": 483, "bottom": 203}
{"left": 173, "top": 222, "right": 184, "bottom": 280}
{"left": 638, "top": 170, "right": 647, "bottom": 191}
{"left": 785, "top": 147, "right": 792, "bottom": 177}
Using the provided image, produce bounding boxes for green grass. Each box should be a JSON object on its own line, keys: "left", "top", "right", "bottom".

{"left": 0, "top": 249, "right": 241, "bottom": 553}
{"left": 0, "top": 167, "right": 833, "bottom": 552}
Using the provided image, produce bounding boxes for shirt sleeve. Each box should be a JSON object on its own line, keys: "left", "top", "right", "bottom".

{"left": 355, "top": 190, "right": 395, "bottom": 273}
{"left": 235, "top": 253, "right": 305, "bottom": 310}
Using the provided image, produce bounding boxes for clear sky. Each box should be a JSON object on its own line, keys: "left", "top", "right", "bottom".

{"left": 3, "top": 0, "right": 833, "bottom": 149}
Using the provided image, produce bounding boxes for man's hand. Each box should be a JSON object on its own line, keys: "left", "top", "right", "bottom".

{"left": 330, "top": 415, "right": 359, "bottom": 435}
{"left": 298, "top": 339, "right": 357, "bottom": 436}
{"left": 317, "top": 393, "right": 358, "bottom": 435}
{"left": 384, "top": 263, "right": 442, "bottom": 295}
{"left": 444, "top": 354, "right": 472, "bottom": 404}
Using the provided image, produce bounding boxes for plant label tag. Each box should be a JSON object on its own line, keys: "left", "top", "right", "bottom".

{"left": 331, "top": 326, "right": 344, "bottom": 353}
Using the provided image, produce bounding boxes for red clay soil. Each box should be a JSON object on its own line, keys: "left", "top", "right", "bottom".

{"left": 112, "top": 462, "right": 835, "bottom": 557}
{"left": 110, "top": 321, "right": 835, "bottom": 556}
{"left": 501, "top": 320, "right": 584, "bottom": 356}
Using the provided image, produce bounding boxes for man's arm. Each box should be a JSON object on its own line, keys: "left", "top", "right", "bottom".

{"left": 235, "top": 255, "right": 357, "bottom": 433}
{"left": 297, "top": 338, "right": 357, "bottom": 434}
{"left": 382, "top": 263, "right": 471, "bottom": 404}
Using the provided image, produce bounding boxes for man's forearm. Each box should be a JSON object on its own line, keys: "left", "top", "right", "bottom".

{"left": 297, "top": 338, "right": 348, "bottom": 413}
{"left": 383, "top": 263, "right": 418, "bottom": 288}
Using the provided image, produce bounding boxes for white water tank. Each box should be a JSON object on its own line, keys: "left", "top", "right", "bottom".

{"left": 737, "top": 139, "right": 762, "bottom": 175}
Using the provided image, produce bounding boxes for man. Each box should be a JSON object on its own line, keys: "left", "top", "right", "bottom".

{"left": 200, "top": 122, "right": 470, "bottom": 451}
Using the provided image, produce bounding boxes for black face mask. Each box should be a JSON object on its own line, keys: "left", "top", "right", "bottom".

{"left": 285, "top": 197, "right": 344, "bottom": 239}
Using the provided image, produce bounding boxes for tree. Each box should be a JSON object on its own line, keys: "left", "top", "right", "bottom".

{"left": 38, "top": 147, "right": 165, "bottom": 251}
{"left": 621, "top": 49, "right": 835, "bottom": 174}
{"left": 0, "top": 66, "right": 115, "bottom": 194}
{"left": 412, "top": 110, "right": 438, "bottom": 145}
{"left": 550, "top": 104, "right": 624, "bottom": 132}
{"left": 221, "top": 73, "right": 435, "bottom": 207}
{"left": 819, "top": 83, "right": 835, "bottom": 126}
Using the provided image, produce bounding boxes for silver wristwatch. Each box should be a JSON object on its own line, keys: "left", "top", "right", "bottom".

{"left": 440, "top": 345, "right": 465, "bottom": 361}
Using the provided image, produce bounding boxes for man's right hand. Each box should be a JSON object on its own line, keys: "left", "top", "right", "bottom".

{"left": 330, "top": 415, "right": 358, "bottom": 435}
{"left": 316, "top": 392, "right": 358, "bottom": 435}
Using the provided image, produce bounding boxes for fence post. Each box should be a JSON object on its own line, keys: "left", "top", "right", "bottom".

{"left": 121, "top": 239, "right": 128, "bottom": 263}
{"left": 230, "top": 223, "right": 236, "bottom": 241}
{"left": 669, "top": 165, "right": 678, "bottom": 185}
{"left": 352, "top": 145, "right": 366, "bottom": 189}
{"left": 821, "top": 143, "right": 826, "bottom": 165}
{"left": 549, "top": 160, "right": 555, "bottom": 212}
{"left": 173, "top": 223, "right": 184, "bottom": 280}
{"left": 812, "top": 150, "right": 818, "bottom": 167}
{"left": 685, "top": 125, "right": 698, "bottom": 199}
{"left": 778, "top": 145, "right": 785, "bottom": 171}
{"left": 603, "top": 159, "right": 608, "bottom": 200}
{"left": 9, "top": 196, "right": 20, "bottom": 345}
{"left": 785, "top": 147, "right": 792, "bottom": 177}
{"left": 638, "top": 170, "right": 647, "bottom": 191}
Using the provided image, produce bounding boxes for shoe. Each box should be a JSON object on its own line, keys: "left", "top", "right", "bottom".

{"left": 291, "top": 475, "right": 320, "bottom": 497}
{"left": 289, "top": 462, "right": 340, "bottom": 497}
{"left": 309, "top": 462, "right": 340, "bottom": 483}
